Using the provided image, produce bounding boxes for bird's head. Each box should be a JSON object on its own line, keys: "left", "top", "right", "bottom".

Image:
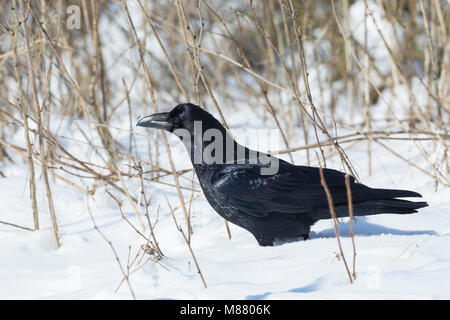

{"left": 137, "top": 103, "right": 279, "bottom": 174}
{"left": 136, "top": 103, "right": 225, "bottom": 135}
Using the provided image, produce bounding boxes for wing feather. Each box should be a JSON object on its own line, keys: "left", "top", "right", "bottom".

{"left": 211, "top": 164, "right": 358, "bottom": 217}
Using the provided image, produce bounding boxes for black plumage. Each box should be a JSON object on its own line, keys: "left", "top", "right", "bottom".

{"left": 137, "top": 103, "right": 428, "bottom": 246}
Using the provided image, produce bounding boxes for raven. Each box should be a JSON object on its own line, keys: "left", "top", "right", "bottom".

{"left": 137, "top": 103, "right": 428, "bottom": 246}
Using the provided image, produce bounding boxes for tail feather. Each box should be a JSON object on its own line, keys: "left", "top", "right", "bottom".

{"left": 332, "top": 194, "right": 428, "bottom": 218}
{"left": 370, "top": 188, "right": 422, "bottom": 199}
{"left": 315, "top": 185, "right": 428, "bottom": 219}
{"left": 351, "top": 199, "right": 428, "bottom": 216}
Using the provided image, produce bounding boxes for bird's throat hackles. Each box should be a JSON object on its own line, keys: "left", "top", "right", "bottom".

{"left": 173, "top": 121, "right": 280, "bottom": 175}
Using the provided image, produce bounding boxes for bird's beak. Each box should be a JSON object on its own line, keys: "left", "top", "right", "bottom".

{"left": 136, "top": 112, "right": 172, "bottom": 131}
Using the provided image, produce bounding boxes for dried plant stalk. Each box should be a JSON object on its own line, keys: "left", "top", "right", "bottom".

{"left": 319, "top": 165, "right": 353, "bottom": 284}
{"left": 19, "top": 0, "right": 60, "bottom": 246}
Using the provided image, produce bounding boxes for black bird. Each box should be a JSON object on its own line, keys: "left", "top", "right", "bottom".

{"left": 137, "top": 103, "right": 428, "bottom": 246}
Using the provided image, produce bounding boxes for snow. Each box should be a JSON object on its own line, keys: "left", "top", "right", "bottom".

{"left": 1, "top": 124, "right": 449, "bottom": 299}
{"left": 1, "top": 0, "right": 449, "bottom": 300}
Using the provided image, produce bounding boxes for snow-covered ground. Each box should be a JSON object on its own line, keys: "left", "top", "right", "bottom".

{"left": 1, "top": 0, "right": 449, "bottom": 300}
{"left": 1, "top": 125, "right": 449, "bottom": 299}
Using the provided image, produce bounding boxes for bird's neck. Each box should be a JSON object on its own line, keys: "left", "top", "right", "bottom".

{"left": 174, "top": 120, "right": 254, "bottom": 168}
{"left": 187, "top": 126, "right": 243, "bottom": 167}
{"left": 178, "top": 124, "right": 280, "bottom": 177}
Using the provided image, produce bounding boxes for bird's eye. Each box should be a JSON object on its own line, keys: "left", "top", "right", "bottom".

{"left": 173, "top": 116, "right": 181, "bottom": 124}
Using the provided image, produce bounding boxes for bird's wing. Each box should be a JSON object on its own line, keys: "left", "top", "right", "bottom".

{"left": 211, "top": 164, "right": 359, "bottom": 218}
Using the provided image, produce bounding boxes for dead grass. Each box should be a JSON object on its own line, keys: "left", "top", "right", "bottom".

{"left": 0, "top": 0, "right": 448, "bottom": 290}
